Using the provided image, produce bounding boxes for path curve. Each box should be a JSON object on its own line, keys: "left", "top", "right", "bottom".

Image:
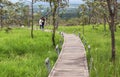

{"left": 48, "top": 33, "right": 89, "bottom": 77}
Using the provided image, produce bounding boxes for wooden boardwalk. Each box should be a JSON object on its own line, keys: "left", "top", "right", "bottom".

{"left": 48, "top": 33, "right": 89, "bottom": 77}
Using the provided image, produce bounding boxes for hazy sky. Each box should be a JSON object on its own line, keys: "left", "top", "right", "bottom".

{"left": 70, "top": 0, "right": 84, "bottom": 4}
{"left": 9, "top": 0, "right": 84, "bottom": 4}
{"left": 9, "top": 0, "right": 31, "bottom": 3}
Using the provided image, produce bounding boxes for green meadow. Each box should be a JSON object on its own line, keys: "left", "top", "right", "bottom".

{"left": 56, "top": 25, "right": 120, "bottom": 77}
{"left": 0, "top": 28, "right": 61, "bottom": 77}
{"left": 0, "top": 25, "right": 120, "bottom": 77}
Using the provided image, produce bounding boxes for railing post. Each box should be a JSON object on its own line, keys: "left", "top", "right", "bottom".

{"left": 84, "top": 40, "right": 86, "bottom": 46}
{"left": 81, "top": 35, "right": 83, "bottom": 40}
{"left": 45, "top": 57, "right": 51, "bottom": 73}
{"left": 89, "top": 57, "right": 93, "bottom": 71}
{"left": 59, "top": 38, "right": 62, "bottom": 46}
{"left": 61, "top": 32, "right": 64, "bottom": 37}
{"left": 88, "top": 45, "right": 92, "bottom": 72}
{"left": 88, "top": 45, "right": 91, "bottom": 58}
{"left": 56, "top": 44, "right": 60, "bottom": 55}
{"left": 78, "top": 32, "right": 81, "bottom": 37}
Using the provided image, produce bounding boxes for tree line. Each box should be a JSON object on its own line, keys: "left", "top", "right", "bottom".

{"left": 79, "top": 0, "right": 120, "bottom": 63}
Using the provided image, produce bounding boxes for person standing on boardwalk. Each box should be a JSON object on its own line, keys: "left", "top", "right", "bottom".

{"left": 39, "top": 17, "right": 45, "bottom": 30}
{"left": 39, "top": 17, "right": 43, "bottom": 30}
{"left": 42, "top": 17, "right": 45, "bottom": 29}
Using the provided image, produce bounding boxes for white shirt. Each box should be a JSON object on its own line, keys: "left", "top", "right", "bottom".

{"left": 39, "top": 19, "right": 43, "bottom": 25}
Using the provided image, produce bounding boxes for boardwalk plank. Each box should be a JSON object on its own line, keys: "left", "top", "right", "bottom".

{"left": 48, "top": 33, "right": 89, "bottom": 77}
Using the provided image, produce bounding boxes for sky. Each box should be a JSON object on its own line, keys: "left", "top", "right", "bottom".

{"left": 70, "top": 0, "right": 84, "bottom": 4}
{"left": 9, "top": 0, "right": 84, "bottom": 4}
{"left": 8, "top": 0, "right": 31, "bottom": 3}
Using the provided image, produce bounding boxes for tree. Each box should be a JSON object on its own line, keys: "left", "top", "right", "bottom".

{"left": 50, "top": 0, "right": 69, "bottom": 46}
{"left": 14, "top": 2, "right": 29, "bottom": 26}
{"left": 31, "top": 0, "right": 34, "bottom": 38}
{"left": 37, "top": 0, "right": 69, "bottom": 46}
{"left": 0, "top": 0, "right": 18, "bottom": 28}
{"left": 51, "top": 0, "right": 58, "bottom": 46}
{"left": 19, "top": 0, "right": 35, "bottom": 38}
{"left": 0, "top": 3, "right": 3, "bottom": 28}
{"left": 83, "top": 0, "right": 92, "bottom": 24}
{"left": 82, "top": 0, "right": 118, "bottom": 62}
{"left": 100, "top": 1, "right": 108, "bottom": 31}
{"left": 0, "top": 0, "right": 10, "bottom": 28}
{"left": 79, "top": 4, "right": 88, "bottom": 35}
{"left": 106, "top": 0, "right": 117, "bottom": 62}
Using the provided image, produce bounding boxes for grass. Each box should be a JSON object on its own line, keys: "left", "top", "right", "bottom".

{"left": 0, "top": 27, "right": 61, "bottom": 77}
{"left": 55, "top": 25, "right": 120, "bottom": 77}
{"left": 1, "top": 25, "right": 119, "bottom": 77}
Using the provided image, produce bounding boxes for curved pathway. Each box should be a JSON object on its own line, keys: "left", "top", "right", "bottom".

{"left": 48, "top": 33, "right": 89, "bottom": 77}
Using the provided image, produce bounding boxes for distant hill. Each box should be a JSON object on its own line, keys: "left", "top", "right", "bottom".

{"left": 20, "top": 1, "right": 84, "bottom": 19}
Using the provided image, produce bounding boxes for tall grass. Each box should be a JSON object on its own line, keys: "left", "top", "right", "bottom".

{"left": 57, "top": 25, "right": 120, "bottom": 77}
{"left": 0, "top": 28, "right": 61, "bottom": 77}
